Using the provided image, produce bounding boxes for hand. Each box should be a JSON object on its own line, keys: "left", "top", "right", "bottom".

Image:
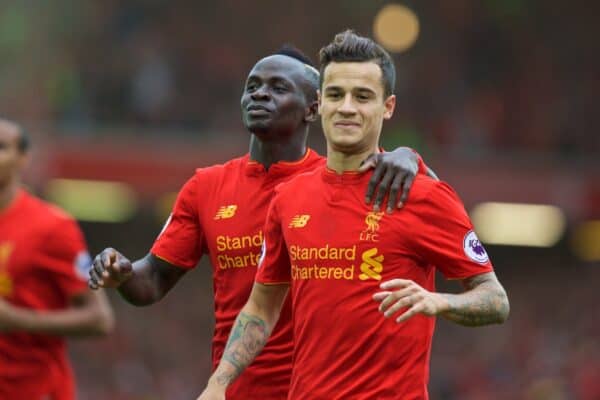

{"left": 89, "top": 248, "right": 133, "bottom": 289}
{"left": 373, "top": 279, "right": 449, "bottom": 323}
{"left": 359, "top": 147, "right": 419, "bottom": 213}
{"left": 196, "top": 382, "right": 226, "bottom": 400}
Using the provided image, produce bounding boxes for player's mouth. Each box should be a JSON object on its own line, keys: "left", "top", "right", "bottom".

{"left": 334, "top": 120, "right": 361, "bottom": 128}
{"left": 247, "top": 104, "right": 272, "bottom": 116}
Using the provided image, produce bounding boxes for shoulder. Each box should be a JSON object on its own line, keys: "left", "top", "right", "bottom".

{"left": 274, "top": 166, "right": 323, "bottom": 197}
{"left": 405, "top": 175, "right": 459, "bottom": 203}
{"left": 24, "top": 192, "right": 81, "bottom": 234}
{"left": 193, "top": 154, "right": 247, "bottom": 181}
{"left": 402, "top": 175, "right": 468, "bottom": 221}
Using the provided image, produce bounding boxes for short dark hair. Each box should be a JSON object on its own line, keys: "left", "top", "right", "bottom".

{"left": 319, "top": 30, "right": 396, "bottom": 97}
{"left": 275, "top": 44, "right": 320, "bottom": 101}
{"left": 275, "top": 44, "right": 316, "bottom": 67}
{"left": 17, "top": 126, "right": 30, "bottom": 153}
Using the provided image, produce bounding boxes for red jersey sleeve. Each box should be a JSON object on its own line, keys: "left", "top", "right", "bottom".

{"left": 411, "top": 180, "right": 493, "bottom": 280}
{"left": 255, "top": 196, "right": 291, "bottom": 284}
{"left": 36, "top": 217, "right": 89, "bottom": 298}
{"left": 151, "top": 174, "right": 204, "bottom": 269}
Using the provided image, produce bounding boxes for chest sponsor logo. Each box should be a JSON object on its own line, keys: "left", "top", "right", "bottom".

{"left": 360, "top": 211, "right": 384, "bottom": 242}
{"left": 214, "top": 205, "right": 238, "bottom": 220}
{"left": 290, "top": 245, "right": 384, "bottom": 281}
{"left": 289, "top": 215, "right": 310, "bottom": 228}
{"left": 359, "top": 248, "right": 384, "bottom": 280}
{"left": 463, "top": 230, "right": 489, "bottom": 264}
{"left": 215, "top": 231, "right": 263, "bottom": 270}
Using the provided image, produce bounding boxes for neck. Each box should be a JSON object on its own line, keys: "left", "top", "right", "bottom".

{"left": 326, "top": 143, "right": 380, "bottom": 174}
{"left": 248, "top": 130, "right": 308, "bottom": 170}
{"left": 0, "top": 179, "right": 19, "bottom": 211}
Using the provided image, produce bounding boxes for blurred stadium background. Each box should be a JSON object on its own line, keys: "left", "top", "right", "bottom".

{"left": 2, "top": 0, "right": 599, "bottom": 399}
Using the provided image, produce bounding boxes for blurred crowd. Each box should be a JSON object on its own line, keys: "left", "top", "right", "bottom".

{"left": 1, "top": 0, "right": 598, "bottom": 159}
{"left": 68, "top": 246, "right": 599, "bottom": 400}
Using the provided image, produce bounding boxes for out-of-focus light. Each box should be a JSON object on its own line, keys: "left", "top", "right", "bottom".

{"left": 470, "top": 202, "right": 566, "bottom": 247}
{"left": 45, "top": 179, "right": 137, "bottom": 223}
{"left": 571, "top": 221, "right": 600, "bottom": 261}
{"left": 373, "top": 4, "right": 420, "bottom": 53}
{"left": 156, "top": 191, "right": 177, "bottom": 223}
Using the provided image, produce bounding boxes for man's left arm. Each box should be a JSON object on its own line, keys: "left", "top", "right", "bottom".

{"left": 373, "top": 272, "right": 509, "bottom": 326}
{"left": 360, "top": 147, "right": 439, "bottom": 213}
{"left": 0, "top": 290, "right": 114, "bottom": 336}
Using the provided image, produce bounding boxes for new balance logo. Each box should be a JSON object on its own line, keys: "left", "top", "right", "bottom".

{"left": 214, "top": 205, "right": 238, "bottom": 220}
{"left": 289, "top": 215, "right": 310, "bottom": 228}
{"left": 359, "top": 248, "right": 384, "bottom": 281}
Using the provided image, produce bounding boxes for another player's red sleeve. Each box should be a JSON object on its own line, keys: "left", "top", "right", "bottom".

{"left": 411, "top": 180, "right": 493, "bottom": 280}
{"left": 36, "top": 217, "right": 89, "bottom": 298}
{"left": 255, "top": 196, "right": 291, "bottom": 284}
{"left": 151, "top": 174, "right": 204, "bottom": 269}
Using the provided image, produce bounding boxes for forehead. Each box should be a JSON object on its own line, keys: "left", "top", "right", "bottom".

{"left": 248, "top": 55, "right": 305, "bottom": 82}
{"left": 322, "top": 61, "right": 383, "bottom": 93}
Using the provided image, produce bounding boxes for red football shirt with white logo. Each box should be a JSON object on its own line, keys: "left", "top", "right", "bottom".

{"left": 151, "top": 150, "right": 326, "bottom": 399}
{"left": 256, "top": 168, "right": 493, "bottom": 400}
{"left": 0, "top": 189, "right": 90, "bottom": 400}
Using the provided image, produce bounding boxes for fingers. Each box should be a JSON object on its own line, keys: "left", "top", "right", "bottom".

{"left": 358, "top": 154, "right": 377, "bottom": 173}
{"left": 372, "top": 279, "right": 427, "bottom": 323}
{"left": 372, "top": 167, "right": 395, "bottom": 212}
{"left": 89, "top": 248, "right": 131, "bottom": 289}
{"left": 386, "top": 173, "right": 405, "bottom": 214}
{"left": 365, "top": 155, "right": 384, "bottom": 204}
{"left": 396, "top": 304, "right": 424, "bottom": 323}
{"left": 397, "top": 174, "right": 415, "bottom": 209}
{"left": 100, "top": 248, "right": 117, "bottom": 268}
{"left": 89, "top": 258, "right": 104, "bottom": 289}
{"left": 375, "top": 286, "right": 418, "bottom": 313}
{"left": 379, "top": 278, "right": 413, "bottom": 290}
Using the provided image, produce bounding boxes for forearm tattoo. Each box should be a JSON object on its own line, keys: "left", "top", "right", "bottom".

{"left": 216, "top": 312, "right": 270, "bottom": 385}
{"left": 441, "top": 274, "right": 510, "bottom": 327}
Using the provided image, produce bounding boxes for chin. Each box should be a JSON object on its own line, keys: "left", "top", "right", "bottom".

{"left": 246, "top": 121, "right": 272, "bottom": 134}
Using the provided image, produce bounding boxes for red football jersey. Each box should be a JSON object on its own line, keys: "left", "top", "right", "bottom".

{"left": 256, "top": 168, "right": 493, "bottom": 400}
{"left": 0, "top": 189, "right": 90, "bottom": 400}
{"left": 151, "top": 150, "right": 325, "bottom": 399}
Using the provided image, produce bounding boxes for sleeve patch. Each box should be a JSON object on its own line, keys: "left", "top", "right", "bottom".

{"left": 463, "top": 230, "right": 489, "bottom": 264}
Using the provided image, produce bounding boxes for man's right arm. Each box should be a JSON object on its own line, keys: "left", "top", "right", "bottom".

{"left": 197, "top": 282, "right": 289, "bottom": 400}
{"left": 89, "top": 249, "right": 187, "bottom": 306}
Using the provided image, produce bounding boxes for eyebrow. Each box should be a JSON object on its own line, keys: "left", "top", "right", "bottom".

{"left": 324, "top": 85, "right": 377, "bottom": 94}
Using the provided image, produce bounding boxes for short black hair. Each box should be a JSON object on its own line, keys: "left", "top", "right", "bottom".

{"left": 17, "top": 126, "right": 30, "bottom": 153}
{"left": 319, "top": 30, "right": 396, "bottom": 97}
{"left": 275, "top": 44, "right": 316, "bottom": 67}
{"left": 275, "top": 44, "right": 320, "bottom": 101}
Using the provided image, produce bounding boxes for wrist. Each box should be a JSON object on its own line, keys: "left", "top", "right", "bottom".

{"left": 436, "top": 293, "right": 452, "bottom": 314}
{"left": 207, "top": 376, "right": 229, "bottom": 392}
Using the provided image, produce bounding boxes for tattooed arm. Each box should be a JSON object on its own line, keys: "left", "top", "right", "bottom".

{"left": 373, "top": 272, "right": 509, "bottom": 327}
{"left": 439, "top": 272, "right": 509, "bottom": 326}
{"left": 197, "top": 282, "right": 289, "bottom": 400}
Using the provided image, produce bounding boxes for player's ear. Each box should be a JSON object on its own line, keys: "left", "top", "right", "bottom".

{"left": 383, "top": 94, "right": 396, "bottom": 120}
{"left": 305, "top": 100, "right": 318, "bottom": 122}
{"left": 317, "top": 90, "right": 322, "bottom": 114}
{"left": 17, "top": 149, "right": 31, "bottom": 170}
